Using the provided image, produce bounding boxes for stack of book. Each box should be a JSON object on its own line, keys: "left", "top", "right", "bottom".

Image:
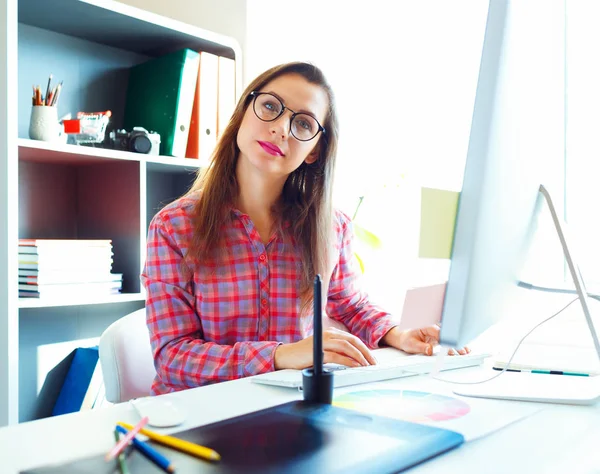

{"left": 18, "top": 239, "right": 123, "bottom": 298}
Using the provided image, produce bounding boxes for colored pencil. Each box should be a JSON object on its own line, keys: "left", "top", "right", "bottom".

{"left": 105, "top": 416, "right": 149, "bottom": 461}
{"left": 116, "top": 425, "right": 175, "bottom": 473}
{"left": 117, "top": 421, "right": 221, "bottom": 462}
{"left": 113, "top": 428, "right": 130, "bottom": 474}
{"left": 44, "top": 74, "right": 52, "bottom": 105}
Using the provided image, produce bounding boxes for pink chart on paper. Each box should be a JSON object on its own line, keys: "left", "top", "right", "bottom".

{"left": 333, "top": 390, "right": 471, "bottom": 423}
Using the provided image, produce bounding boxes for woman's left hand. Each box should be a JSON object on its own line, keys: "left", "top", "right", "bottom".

{"left": 381, "top": 325, "right": 470, "bottom": 356}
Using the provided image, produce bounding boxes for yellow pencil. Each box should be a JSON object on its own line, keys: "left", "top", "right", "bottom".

{"left": 117, "top": 422, "right": 221, "bottom": 462}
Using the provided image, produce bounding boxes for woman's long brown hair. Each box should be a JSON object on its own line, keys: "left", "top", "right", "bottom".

{"left": 186, "top": 62, "right": 339, "bottom": 314}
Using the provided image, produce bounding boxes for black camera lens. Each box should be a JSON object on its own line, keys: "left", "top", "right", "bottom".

{"left": 131, "top": 135, "right": 152, "bottom": 154}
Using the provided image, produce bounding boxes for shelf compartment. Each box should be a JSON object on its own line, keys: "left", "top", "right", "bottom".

{"left": 145, "top": 165, "right": 198, "bottom": 229}
{"left": 18, "top": 21, "right": 150, "bottom": 140}
{"left": 18, "top": 299, "right": 145, "bottom": 422}
{"left": 19, "top": 159, "right": 142, "bottom": 293}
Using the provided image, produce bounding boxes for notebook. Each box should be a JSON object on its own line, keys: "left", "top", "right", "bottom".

{"left": 23, "top": 401, "right": 465, "bottom": 473}
{"left": 251, "top": 348, "right": 489, "bottom": 389}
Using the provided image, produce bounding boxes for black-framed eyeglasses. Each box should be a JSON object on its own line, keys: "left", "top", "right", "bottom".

{"left": 249, "top": 91, "right": 326, "bottom": 142}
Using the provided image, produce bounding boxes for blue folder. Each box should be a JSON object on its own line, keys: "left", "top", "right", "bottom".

{"left": 51, "top": 346, "right": 99, "bottom": 416}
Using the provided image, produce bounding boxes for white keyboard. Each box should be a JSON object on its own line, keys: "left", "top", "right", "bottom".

{"left": 251, "top": 350, "right": 489, "bottom": 389}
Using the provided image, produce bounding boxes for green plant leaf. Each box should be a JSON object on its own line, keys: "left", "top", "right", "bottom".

{"left": 354, "top": 252, "right": 365, "bottom": 274}
{"left": 353, "top": 224, "right": 382, "bottom": 250}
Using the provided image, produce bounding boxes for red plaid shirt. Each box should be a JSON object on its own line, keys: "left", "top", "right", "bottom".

{"left": 142, "top": 193, "right": 397, "bottom": 395}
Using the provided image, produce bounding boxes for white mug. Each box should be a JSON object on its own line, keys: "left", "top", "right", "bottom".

{"left": 29, "top": 106, "right": 64, "bottom": 142}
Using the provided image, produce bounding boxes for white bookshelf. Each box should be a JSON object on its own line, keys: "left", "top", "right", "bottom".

{"left": 18, "top": 292, "right": 146, "bottom": 309}
{"left": 0, "top": 0, "right": 242, "bottom": 425}
{"left": 19, "top": 138, "right": 211, "bottom": 168}
{"left": 145, "top": 154, "right": 210, "bottom": 171}
{"left": 19, "top": 139, "right": 143, "bottom": 164}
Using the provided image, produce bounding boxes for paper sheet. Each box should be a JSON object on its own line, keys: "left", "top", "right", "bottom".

{"left": 398, "top": 283, "right": 446, "bottom": 330}
{"left": 332, "top": 375, "right": 546, "bottom": 442}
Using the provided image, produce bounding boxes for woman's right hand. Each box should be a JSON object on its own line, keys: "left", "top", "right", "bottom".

{"left": 274, "top": 328, "right": 378, "bottom": 370}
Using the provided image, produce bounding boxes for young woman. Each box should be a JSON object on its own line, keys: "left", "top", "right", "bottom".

{"left": 142, "top": 61, "right": 468, "bottom": 395}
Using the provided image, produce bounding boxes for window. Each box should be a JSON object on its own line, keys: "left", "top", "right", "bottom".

{"left": 246, "top": 1, "right": 488, "bottom": 312}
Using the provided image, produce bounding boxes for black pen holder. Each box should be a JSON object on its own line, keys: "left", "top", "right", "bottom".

{"left": 302, "top": 368, "right": 334, "bottom": 404}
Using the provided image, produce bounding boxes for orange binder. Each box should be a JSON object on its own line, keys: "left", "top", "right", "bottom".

{"left": 185, "top": 51, "right": 219, "bottom": 161}
{"left": 185, "top": 61, "right": 201, "bottom": 159}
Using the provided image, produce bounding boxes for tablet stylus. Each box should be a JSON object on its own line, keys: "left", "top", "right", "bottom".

{"left": 302, "top": 274, "right": 333, "bottom": 404}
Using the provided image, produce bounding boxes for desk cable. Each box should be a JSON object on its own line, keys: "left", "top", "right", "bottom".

{"left": 417, "top": 296, "right": 581, "bottom": 385}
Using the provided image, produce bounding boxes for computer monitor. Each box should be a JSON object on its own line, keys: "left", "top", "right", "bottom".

{"left": 438, "top": 1, "right": 600, "bottom": 362}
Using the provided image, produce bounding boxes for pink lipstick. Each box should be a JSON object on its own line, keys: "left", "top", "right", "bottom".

{"left": 258, "top": 141, "right": 284, "bottom": 156}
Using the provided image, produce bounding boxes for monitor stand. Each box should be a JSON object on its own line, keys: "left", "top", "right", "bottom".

{"left": 454, "top": 185, "right": 600, "bottom": 405}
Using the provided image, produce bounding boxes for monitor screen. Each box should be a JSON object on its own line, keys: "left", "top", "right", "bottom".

{"left": 439, "top": 1, "right": 571, "bottom": 348}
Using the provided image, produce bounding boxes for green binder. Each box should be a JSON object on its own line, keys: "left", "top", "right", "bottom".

{"left": 124, "top": 49, "right": 200, "bottom": 157}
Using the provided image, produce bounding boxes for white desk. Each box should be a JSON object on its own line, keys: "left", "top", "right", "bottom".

{"left": 1, "top": 365, "right": 599, "bottom": 474}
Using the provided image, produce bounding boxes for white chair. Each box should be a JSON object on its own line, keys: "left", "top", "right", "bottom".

{"left": 99, "top": 308, "right": 156, "bottom": 403}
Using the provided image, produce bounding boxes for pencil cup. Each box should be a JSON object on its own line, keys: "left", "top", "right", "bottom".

{"left": 29, "top": 105, "right": 63, "bottom": 142}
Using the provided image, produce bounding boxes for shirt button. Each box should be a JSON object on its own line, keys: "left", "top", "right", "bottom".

{"left": 259, "top": 254, "right": 266, "bottom": 261}
{"left": 261, "top": 298, "right": 267, "bottom": 306}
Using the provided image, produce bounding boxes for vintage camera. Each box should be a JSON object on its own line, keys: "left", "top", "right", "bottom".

{"left": 109, "top": 127, "right": 161, "bottom": 155}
